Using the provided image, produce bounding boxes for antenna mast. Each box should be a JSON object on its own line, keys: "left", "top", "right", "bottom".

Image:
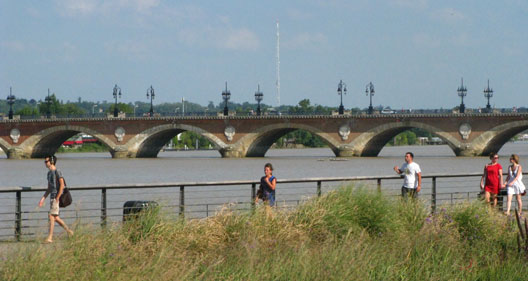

{"left": 276, "top": 20, "right": 280, "bottom": 108}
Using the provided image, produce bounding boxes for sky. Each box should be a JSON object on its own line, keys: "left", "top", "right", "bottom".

{"left": 1, "top": 0, "right": 527, "bottom": 110}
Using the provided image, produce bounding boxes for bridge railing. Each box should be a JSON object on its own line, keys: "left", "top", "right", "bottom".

{"left": 0, "top": 172, "right": 526, "bottom": 241}
{"left": 4, "top": 111, "right": 528, "bottom": 121}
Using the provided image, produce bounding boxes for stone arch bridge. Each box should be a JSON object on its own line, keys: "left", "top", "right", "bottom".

{"left": 1, "top": 114, "right": 527, "bottom": 159}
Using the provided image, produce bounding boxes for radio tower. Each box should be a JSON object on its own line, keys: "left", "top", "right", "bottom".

{"left": 276, "top": 20, "right": 280, "bottom": 109}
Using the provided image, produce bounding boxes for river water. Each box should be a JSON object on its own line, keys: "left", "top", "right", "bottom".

{"left": 2, "top": 143, "right": 527, "bottom": 187}
{"left": 1, "top": 143, "right": 527, "bottom": 239}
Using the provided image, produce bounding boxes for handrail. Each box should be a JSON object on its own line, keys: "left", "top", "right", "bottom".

{"left": 1, "top": 172, "right": 525, "bottom": 193}
{"left": 1, "top": 171, "right": 527, "bottom": 241}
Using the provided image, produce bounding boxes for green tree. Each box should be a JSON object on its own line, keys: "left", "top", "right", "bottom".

{"left": 172, "top": 131, "right": 212, "bottom": 149}
{"left": 108, "top": 103, "right": 134, "bottom": 114}
{"left": 16, "top": 106, "right": 39, "bottom": 116}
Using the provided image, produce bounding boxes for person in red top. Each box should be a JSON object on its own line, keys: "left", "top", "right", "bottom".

{"left": 480, "top": 152, "right": 504, "bottom": 208}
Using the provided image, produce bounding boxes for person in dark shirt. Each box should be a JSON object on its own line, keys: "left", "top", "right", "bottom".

{"left": 259, "top": 163, "right": 277, "bottom": 207}
{"left": 38, "top": 155, "right": 73, "bottom": 243}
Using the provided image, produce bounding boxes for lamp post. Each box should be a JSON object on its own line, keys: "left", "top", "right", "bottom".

{"left": 365, "top": 82, "right": 375, "bottom": 115}
{"left": 254, "top": 84, "right": 263, "bottom": 116}
{"left": 146, "top": 85, "right": 155, "bottom": 117}
{"left": 7, "top": 87, "right": 15, "bottom": 120}
{"left": 133, "top": 104, "right": 139, "bottom": 117}
{"left": 222, "top": 82, "right": 231, "bottom": 116}
{"left": 112, "top": 84, "right": 122, "bottom": 117}
{"left": 337, "top": 80, "right": 347, "bottom": 115}
{"left": 92, "top": 104, "right": 98, "bottom": 117}
{"left": 45, "top": 89, "right": 53, "bottom": 119}
{"left": 457, "top": 78, "right": 467, "bottom": 114}
{"left": 483, "top": 79, "right": 493, "bottom": 113}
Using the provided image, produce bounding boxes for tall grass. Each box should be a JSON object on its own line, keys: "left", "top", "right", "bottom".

{"left": 1, "top": 185, "right": 526, "bottom": 281}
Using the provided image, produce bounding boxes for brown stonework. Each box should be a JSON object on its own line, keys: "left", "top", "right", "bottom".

{"left": 0, "top": 114, "right": 527, "bottom": 159}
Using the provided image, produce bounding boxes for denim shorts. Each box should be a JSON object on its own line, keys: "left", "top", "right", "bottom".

{"left": 265, "top": 191, "right": 276, "bottom": 207}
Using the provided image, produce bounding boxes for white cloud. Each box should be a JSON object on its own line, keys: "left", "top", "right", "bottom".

{"left": 55, "top": 0, "right": 160, "bottom": 17}
{"left": 221, "top": 28, "right": 260, "bottom": 50}
{"left": 54, "top": 0, "right": 98, "bottom": 17}
{"left": 104, "top": 40, "right": 149, "bottom": 60}
{"left": 283, "top": 32, "right": 328, "bottom": 50}
{"left": 179, "top": 26, "right": 260, "bottom": 51}
{"left": 0, "top": 41, "right": 26, "bottom": 52}
{"left": 287, "top": 10, "right": 313, "bottom": 21}
{"left": 101, "top": 0, "right": 160, "bottom": 13}
{"left": 391, "top": 0, "right": 428, "bottom": 9}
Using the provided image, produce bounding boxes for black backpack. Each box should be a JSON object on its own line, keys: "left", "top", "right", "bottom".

{"left": 55, "top": 170, "right": 73, "bottom": 208}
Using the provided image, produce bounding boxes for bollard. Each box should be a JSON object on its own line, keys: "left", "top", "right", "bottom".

{"left": 123, "top": 201, "right": 158, "bottom": 222}
{"left": 317, "top": 181, "right": 321, "bottom": 197}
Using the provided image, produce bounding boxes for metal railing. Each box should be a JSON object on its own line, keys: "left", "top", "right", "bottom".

{"left": 0, "top": 172, "right": 526, "bottom": 241}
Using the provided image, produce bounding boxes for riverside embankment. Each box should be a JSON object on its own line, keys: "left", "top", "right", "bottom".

{"left": 1, "top": 186, "right": 527, "bottom": 280}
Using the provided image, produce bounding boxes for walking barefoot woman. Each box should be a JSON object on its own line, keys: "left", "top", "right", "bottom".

{"left": 480, "top": 152, "right": 503, "bottom": 208}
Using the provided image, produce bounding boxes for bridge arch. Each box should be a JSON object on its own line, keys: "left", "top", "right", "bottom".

{"left": 21, "top": 125, "right": 117, "bottom": 158}
{"left": 471, "top": 120, "right": 528, "bottom": 156}
{"left": 127, "top": 124, "right": 227, "bottom": 158}
{"left": 234, "top": 123, "right": 341, "bottom": 157}
{"left": 351, "top": 121, "right": 462, "bottom": 156}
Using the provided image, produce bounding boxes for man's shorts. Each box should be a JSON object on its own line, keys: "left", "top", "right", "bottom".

{"left": 49, "top": 199, "right": 59, "bottom": 216}
{"left": 401, "top": 186, "right": 418, "bottom": 199}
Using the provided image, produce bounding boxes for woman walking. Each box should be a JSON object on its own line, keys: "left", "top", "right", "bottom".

{"left": 480, "top": 152, "right": 503, "bottom": 208}
{"left": 504, "top": 154, "right": 525, "bottom": 216}
{"left": 258, "top": 163, "right": 277, "bottom": 207}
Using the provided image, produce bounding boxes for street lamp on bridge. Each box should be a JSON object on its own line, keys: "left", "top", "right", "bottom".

{"left": 483, "top": 79, "right": 493, "bottom": 113}
{"left": 146, "top": 85, "right": 155, "bottom": 117}
{"left": 457, "top": 78, "right": 467, "bottom": 113}
{"left": 365, "top": 82, "right": 375, "bottom": 115}
{"left": 45, "top": 89, "right": 53, "bottom": 119}
{"left": 254, "top": 84, "right": 263, "bottom": 116}
{"left": 222, "top": 82, "right": 231, "bottom": 116}
{"left": 92, "top": 104, "right": 98, "bottom": 117}
{"left": 7, "top": 87, "right": 16, "bottom": 120}
{"left": 112, "top": 84, "right": 122, "bottom": 117}
{"left": 337, "top": 80, "right": 347, "bottom": 115}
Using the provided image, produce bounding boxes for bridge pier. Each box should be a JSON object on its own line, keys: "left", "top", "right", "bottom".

{"left": 110, "top": 146, "right": 131, "bottom": 159}
{"left": 219, "top": 146, "right": 245, "bottom": 158}
{"left": 334, "top": 145, "right": 356, "bottom": 157}
{"left": 6, "top": 148, "right": 31, "bottom": 159}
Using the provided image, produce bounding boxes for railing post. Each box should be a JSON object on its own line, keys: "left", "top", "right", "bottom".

{"left": 377, "top": 178, "right": 382, "bottom": 192}
{"left": 15, "top": 191, "right": 21, "bottom": 241}
{"left": 179, "top": 185, "right": 185, "bottom": 218}
{"left": 431, "top": 177, "right": 436, "bottom": 214}
{"left": 101, "top": 188, "right": 107, "bottom": 228}
{"left": 317, "top": 181, "right": 322, "bottom": 197}
{"left": 251, "top": 183, "right": 256, "bottom": 210}
{"left": 498, "top": 191, "right": 504, "bottom": 212}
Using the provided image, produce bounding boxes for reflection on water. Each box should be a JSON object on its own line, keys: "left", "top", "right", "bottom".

{"left": 1, "top": 143, "right": 527, "bottom": 187}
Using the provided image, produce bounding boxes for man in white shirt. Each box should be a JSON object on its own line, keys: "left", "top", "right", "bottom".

{"left": 394, "top": 152, "right": 422, "bottom": 199}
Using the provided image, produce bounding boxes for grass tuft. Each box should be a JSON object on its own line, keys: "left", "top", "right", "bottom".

{"left": 1, "top": 185, "right": 527, "bottom": 281}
